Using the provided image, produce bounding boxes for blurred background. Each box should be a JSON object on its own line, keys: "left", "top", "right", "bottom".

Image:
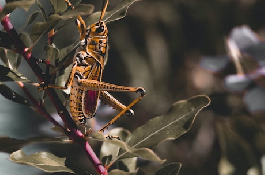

{"left": 1, "top": 0, "right": 265, "bottom": 174}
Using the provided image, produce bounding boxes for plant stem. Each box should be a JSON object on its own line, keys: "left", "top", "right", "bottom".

{"left": 0, "top": 10, "right": 107, "bottom": 175}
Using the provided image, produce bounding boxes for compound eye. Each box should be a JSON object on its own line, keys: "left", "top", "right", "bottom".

{"left": 96, "top": 26, "right": 105, "bottom": 33}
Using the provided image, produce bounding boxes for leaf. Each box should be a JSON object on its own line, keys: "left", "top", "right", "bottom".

{"left": 50, "top": 0, "right": 68, "bottom": 14}
{"left": 0, "top": 0, "right": 36, "bottom": 20}
{"left": 0, "top": 136, "right": 64, "bottom": 154}
{"left": 25, "top": 11, "right": 40, "bottom": 26}
{"left": 100, "top": 128, "right": 131, "bottom": 160}
{"left": 30, "top": 14, "right": 62, "bottom": 44}
{"left": 126, "top": 95, "right": 210, "bottom": 149}
{"left": 85, "top": 0, "right": 139, "bottom": 25}
{"left": 93, "top": 132, "right": 163, "bottom": 162}
{"left": 37, "top": 0, "right": 47, "bottom": 21}
{"left": 0, "top": 47, "right": 9, "bottom": 66}
{"left": 49, "top": 0, "right": 82, "bottom": 14}
{"left": 10, "top": 150, "right": 74, "bottom": 173}
{"left": 100, "top": 128, "right": 137, "bottom": 172}
{"left": 127, "top": 148, "right": 163, "bottom": 162}
{"left": 0, "top": 48, "right": 20, "bottom": 69}
{"left": 199, "top": 55, "right": 230, "bottom": 73}
{"left": 30, "top": 4, "right": 93, "bottom": 44}
{"left": 60, "top": 4, "right": 94, "bottom": 18}
{"left": 0, "top": 65, "right": 29, "bottom": 82}
{"left": 155, "top": 162, "right": 181, "bottom": 175}
{"left": 19, "top": 32, "right": 32, "bottom": 48}
{"left": 44, "top": 43, "right": 59, "bottom": 60}
{"left": 55, "top": 43, "right": 79, "bottom": 89}
{"left": 0, "top": 83, "right": 29, "bottom": 105}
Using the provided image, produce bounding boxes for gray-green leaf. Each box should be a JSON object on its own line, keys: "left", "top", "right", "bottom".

{"left": 0, "top": 48, "right": 20, "bottom": 70}
{"left": 30, "top": 4, "right": 93, "bottom": 44}
{"left": 37, "top": 0, "right": 47, "bottom": 21}
{"left": 0, "top": 64, "right": 29, "bottom": 82}
{"left": 0, "top": 0, "right": 36, "bottom": 20}
{"left": 0, "top": 83, "right": 29, "bottom": 105}
{"left": 0, "top": 136, "right": 64, "bottom": 154}
{"left": 19, "top": 32, "right": 32, "bottom": 48}
{"left": 10, "top": 150, "right": 74, "bottom": 173}
{"left": 45, "top": 43, "right": 59, "bottom": 60}
{"left": 100, "top": 128, "right": 131, "bottom": 160}
{"left": 85, "top": 0, "right": 139, "bottom": 25}
{"left": 93, "top": 132, "right": 163, "bottom": 162}
{"left": 155, "top": 162, "right": 181, "bottom": 175}
{"left": 25, "top": 11, "right": 40, "bottom": 26}
{"left": 126, "top": 95, "right": 210, "bottom": 149}
{"left": 50, "top": 0, "right": 68, "bottom": 14}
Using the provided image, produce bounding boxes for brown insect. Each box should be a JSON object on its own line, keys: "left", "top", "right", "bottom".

{"left": 40, "top": 0, "right": 145, "bottom": 134}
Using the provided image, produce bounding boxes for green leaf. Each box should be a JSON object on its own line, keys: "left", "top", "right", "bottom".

{"left": 49, "top": 0, "right": 83, "bottom": 14}
{"left": 128, "top": 148, "right": 163, "bottom": 162}
{"left": 100, "top": 128, "right": 137, "bottom": 172}
{"left": 155, "top": 162, "right": 181, "bottom": 175}
{"left": 25, "top": 11, "right": 40, "bottom": 26}
{"left": 0, "top": 64, "right": 29, "bottom": 82}
{"left": 70, "top": 0, "right": 82, "bottom": 6}
{"left": 0, "top": 47, "right": 9, "bottom": 66}
{"left": 44, "top": 43, "right": 59, "bottom": 60}
{"left": 37, "top": 0, "right": 47, "bottom": 21}
{"left": 0, "top": 83, "right": 29, "bottom": 105}
{"left": 0, "top": 0, "right": 36, "bottom": 20}
{"left": 100, "top": 128, "right": 131, "bottom": 160}
{"left": 60, "top": 4, "right": 94, "bottom": 18}
{"left": 55, "top": 43, "right": 78, "bottom": 89}
{"left": 30, "top": 3, "right": 93, "bottom": 44}
{"left": 93, "top": 132, "right": 163, "bottom": 162}
{"left": 126, "top": 95, "right": 210, "bottom": 149}
{"left": 19, "top": 32, "right": 32, "bottom": 48}
{"left": 30, "top": 14, "right": 61, "bottom": 44}
{"left": 0, "top": 136, "right": 64, "bottom": 154}
{"left": 85, "top": 0, "right": 139, "bottom": 25}
{"left": 50, "top": 0, "right": 68, "bottom": 14}
{"left": 10, "top": 150, "right": 74, "bottom": 173}
{"left": 0, "top": 48, "right": 20, "bottom": 69}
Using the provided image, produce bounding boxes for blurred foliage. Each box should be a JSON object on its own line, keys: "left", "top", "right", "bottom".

{"left": 1, "top": 0, "right": 265, "bottom": 174}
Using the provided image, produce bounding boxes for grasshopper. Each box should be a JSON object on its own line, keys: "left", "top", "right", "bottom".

{"left": 39, "top": 0, "right": 145, "bottom": 134}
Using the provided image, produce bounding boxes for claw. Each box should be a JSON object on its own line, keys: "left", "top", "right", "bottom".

{"left": 125, "top": 109, "right": 134, "bottom": 116}
{"left": 136, "top": 87, "right": 145, "bottom": 96}
{"left": 38, "top": 82, "right": 47, "bottom": 91}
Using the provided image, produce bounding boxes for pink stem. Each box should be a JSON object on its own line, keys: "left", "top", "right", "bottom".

{"left": 0, "top": 9, "right": 107, "bottom": 175}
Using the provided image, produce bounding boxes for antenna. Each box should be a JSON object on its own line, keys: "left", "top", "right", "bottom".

{"left": 99, "top": 0, "right": 109, "bottom": 22}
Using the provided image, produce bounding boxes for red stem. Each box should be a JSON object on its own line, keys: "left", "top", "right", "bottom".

{"left": 0, "top": 11, "right": 107, "bottom": 175}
